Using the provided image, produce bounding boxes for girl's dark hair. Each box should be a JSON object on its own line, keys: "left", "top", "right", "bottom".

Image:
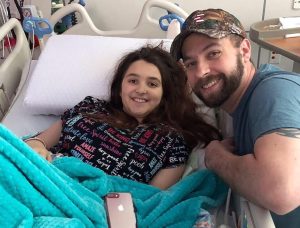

{"left": 91, "top": 44, "right": 221, "bottom": 148}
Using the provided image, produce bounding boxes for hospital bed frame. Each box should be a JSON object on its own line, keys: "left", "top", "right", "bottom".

{"left": 0, "top": 10, "right": 275, "bottom": 228}
{"left": 0, "top": 18, "right": 31, "bottom": 119}
{"left": 48, "top": 0, "right": 188, "bottom": 38}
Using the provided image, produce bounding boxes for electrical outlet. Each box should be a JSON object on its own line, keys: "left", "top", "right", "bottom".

{"left": 269, "top": 51, "right": 281, "bottom": 64}
{"left": 293, "top": 0, "right": 300, "bottom": 9}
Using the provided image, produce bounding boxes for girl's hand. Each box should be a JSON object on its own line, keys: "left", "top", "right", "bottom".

{"left": 26, "top": 139, "right": 52, "bottom": 161}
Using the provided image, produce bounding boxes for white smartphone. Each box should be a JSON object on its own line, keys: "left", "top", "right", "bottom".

{"left": 104, "top": 192, "right": 137, "bottom": 228}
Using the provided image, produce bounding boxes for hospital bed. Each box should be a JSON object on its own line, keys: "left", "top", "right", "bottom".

{"left": 0, "top": 8, "right": 275, "bottom": 228}
{"left": 48, "top": 0, "right": 188, "bottom": 38}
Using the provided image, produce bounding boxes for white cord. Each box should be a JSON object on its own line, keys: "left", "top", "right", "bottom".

{"left": 31, "top": 23, "right": 35, "bottom": 59}
{"left": 0, "top": 0, "right": 4, "bottom": 58}
{"left": 224, "top": 188, "right": 232, "bottom": 225}
{"left": 1, "top": 40, "right": 4, "bottom": 59}
{"left": 0, "top": 1, "right": 7, "bottom": 58}
{"left": 0, "top": 0, "right": 13, "bottom": 54}
{"left": 0, "top": 1, "right": 8, "bottom": 23}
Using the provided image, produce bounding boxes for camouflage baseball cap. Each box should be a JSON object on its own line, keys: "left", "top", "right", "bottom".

{"left": 171, "top": 9, "right": 246, "bottom": 60}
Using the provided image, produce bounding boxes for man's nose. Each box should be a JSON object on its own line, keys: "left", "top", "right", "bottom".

{"left": 196, "top": 61, "right": 210, "bottom": 78}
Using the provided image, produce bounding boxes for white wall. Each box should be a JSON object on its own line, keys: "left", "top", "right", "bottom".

{"left": 8, "top": 0, "right": 300, "bottom": 30}
{"left": 259, "top": 0, "right": 300, "bottom": 70}
{"left": 69, "top": 0, "right": 264, "bottom": 31}
{"left": 7, "top": 0, "right": 300, "bottom": 70}
{"left": 172, "top": 0, "right": 264, "bottom": 31}
{"left": 31, "top": 0, "right": 51, "bottom": 18}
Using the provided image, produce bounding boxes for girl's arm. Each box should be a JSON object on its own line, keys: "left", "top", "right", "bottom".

{"left": 25, "top": 120, "right": 63, "bottom": 161}
{"left": 149, "top": 165, "right": 185, "bottom": 189}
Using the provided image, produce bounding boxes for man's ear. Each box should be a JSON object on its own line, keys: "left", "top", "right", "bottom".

{"left": 240, "top": 38, "right": 252, "bottom": 63}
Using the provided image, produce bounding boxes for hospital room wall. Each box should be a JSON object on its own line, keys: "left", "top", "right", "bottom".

{"left": 259, "top": 0, "right": 300, "bottom": 71}
{"left": 78, "top": 0, "right": 298, "bottom": 71}
{"left": 9, "top": 0, "right": 300, "bottom": 71}
{"left": 177, "top": 0, "right": 298, "bottom": 71}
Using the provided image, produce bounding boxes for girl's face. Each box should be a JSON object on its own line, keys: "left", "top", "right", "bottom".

{"left": 120, "top": 60, "right": 163, "bottom": 122}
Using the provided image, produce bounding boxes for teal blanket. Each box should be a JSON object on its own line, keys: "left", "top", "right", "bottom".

{"left": 0, "top": 124, "right": 228, "bottom": 227}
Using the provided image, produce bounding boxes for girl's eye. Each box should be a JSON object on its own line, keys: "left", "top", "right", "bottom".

{"left": 128, "top": 79, "right": 138, "bottom": 84}
{"left": 148, "top": 82, "right": 159, "bottom": 88}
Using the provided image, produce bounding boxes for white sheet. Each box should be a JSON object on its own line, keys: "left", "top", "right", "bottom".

{"left": 2, "top": 61, "right": 58, "bottom": 137}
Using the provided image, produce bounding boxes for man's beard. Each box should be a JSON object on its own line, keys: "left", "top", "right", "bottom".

{"left": 193, "top": 54, "right": 244, "bottom": 108}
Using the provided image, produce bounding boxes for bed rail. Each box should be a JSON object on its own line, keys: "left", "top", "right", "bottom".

{"left": 242, "top": 199, "right": 276, "bottom": 228}
{"left": 0, "top": 18, "right": 31, "bottom": 120}
{"left": 48, "top": 0, "right": 188, "bottom": 38}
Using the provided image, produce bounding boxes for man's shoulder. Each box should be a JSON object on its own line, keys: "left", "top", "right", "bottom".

{"left": 257, "top": 64, "right": 300, "bottom": 81}
{"left": 253, "top": 64, "right": 300, "bottom": 93}
{"left": 258, "top": 74, "right": 300, "bottom": 91}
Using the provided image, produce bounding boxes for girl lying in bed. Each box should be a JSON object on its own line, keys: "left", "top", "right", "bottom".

{"left": 25, "top": 45, "right": 221, "bottom": 189}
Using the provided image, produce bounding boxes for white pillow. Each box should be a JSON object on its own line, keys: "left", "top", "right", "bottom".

{"left": 23, "top": 35, "right": 172, "bottom": 115}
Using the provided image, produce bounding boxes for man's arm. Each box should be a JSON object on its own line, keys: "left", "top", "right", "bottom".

{"left": 205, "top": 129, "right": 300, "bottom": 215}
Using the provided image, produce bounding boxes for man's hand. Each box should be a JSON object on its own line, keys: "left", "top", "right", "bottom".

{"left": 205, "top": 138, "right": 235, "bottom": 169}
